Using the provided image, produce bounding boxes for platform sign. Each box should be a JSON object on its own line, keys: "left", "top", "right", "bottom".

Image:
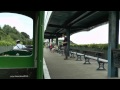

{"left": 112, "top": 49, "right": 120, "bottom": 67}
{"left": 0, "top": 68, "right": 37, "bottom": 79}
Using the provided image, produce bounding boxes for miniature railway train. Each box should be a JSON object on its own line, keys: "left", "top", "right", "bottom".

{"left": 0, "top": 11, "right": 44, "bottom": 79}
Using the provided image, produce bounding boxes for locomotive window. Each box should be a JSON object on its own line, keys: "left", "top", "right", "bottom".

{"left": 0, "top": 13, "right": 33, "bottom": 56}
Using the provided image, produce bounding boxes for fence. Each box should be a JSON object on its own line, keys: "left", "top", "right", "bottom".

{"left": 0, "top": 46, "right": 13, "bottom": 54}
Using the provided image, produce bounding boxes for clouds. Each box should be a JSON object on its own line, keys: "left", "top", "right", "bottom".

{"left": 70, "top": 24, "right": 109, "bottom": 44}
{"left": 0, "top": 13, "right": 33, "bottom": 39}
{"left": 0, "top": 11, "right": 52, "bottom": 39}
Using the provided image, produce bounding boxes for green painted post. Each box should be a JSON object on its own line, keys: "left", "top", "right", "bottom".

{"left": 37, "top": 11, "right": 44, "bottom": 79}
{"left": 108, "top": 11, "right": 119, "bottom": 77}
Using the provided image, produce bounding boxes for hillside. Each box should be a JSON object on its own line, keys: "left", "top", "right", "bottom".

{"left": 0, "top": 25, "right": 32, "bottom": 46}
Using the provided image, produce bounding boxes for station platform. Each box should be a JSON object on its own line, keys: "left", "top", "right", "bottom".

{"left": 44, "top": 48, "right": 120, "bottom": 79}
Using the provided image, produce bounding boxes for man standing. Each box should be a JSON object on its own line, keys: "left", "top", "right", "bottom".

{"left": 62, "top": 34, "right": 68, "bottom": 60}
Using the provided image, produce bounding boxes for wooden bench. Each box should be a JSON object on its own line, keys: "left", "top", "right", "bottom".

{"left": 83, "top": 50, "right": 108, "bottom": 70}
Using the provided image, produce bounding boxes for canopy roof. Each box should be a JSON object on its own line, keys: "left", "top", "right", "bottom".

{"left": 45, "top": 11, "right": 109, "bottom": 39}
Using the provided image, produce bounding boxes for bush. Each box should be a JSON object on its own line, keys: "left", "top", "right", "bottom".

{"left": 70, "top": 44, "right": 108, "bottom": 50}
{"left": 0, "top": 40, "right": 16, "bottom": 46}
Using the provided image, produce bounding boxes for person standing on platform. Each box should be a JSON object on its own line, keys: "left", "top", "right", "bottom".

{"left": 62, "top": 34, "right": 68, "bottom": 60}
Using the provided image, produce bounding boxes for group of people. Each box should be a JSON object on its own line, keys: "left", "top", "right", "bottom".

{"left": 14, "top": 33, "right": 68, "bottom": 60}
{"left": 48, "top": 34, "right": 68, "bottom": 60}
{"left": 49, "top": 44, "right": 58, "bottom": 53}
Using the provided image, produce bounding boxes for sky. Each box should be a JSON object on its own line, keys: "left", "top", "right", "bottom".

{"left": 70, "top": 24, "right": 109, "bottom": 44}
{"left": 0, "top": 13, "right": 33, "bottom": 39}
{"left": 0, "top": 12, "right": 120, "bottom": 45}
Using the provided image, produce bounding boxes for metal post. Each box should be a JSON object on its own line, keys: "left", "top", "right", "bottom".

{"left": 49, "top": 39, "right": 50, "bottom": 47}
{"left": 37, "top": 11, "right": 44, "bottom": 79}
{"left": 49, "top": 39, "right": 50, "bottom": 43}
{"left": 33, "top": 13, "right": 38, "bottom": 68}
{"left": 108, "top": 11, "right": 119, "bottom": 77}
{"left": 66, "top": 29, "right": 70, "bottom": 56}
{"left": 56, "top": 35, "right": 58, "bottom": 46}
{"left": 51, "top": 38, "right": 53, "bottom": 43}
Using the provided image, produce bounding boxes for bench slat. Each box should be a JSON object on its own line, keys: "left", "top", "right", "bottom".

{"left": 85, "top": 55, "right": 97, "bottom": 60}
{"left": 85, "top": 55, "right": 108, "bottom": 63}
{"left": 99, "top": 58, "right": 108, "bottom": 63}
{"left": 76, "top": 53, "right": 84, "bottom": 56}
{"left": 71, "top": 52, "right": 76, "bottom": 54}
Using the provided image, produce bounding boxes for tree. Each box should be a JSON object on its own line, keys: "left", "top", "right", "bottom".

{"left": 21, "top": 32, "right": 30, "bottom": 39}
{"left": 0, "top": 24, "right": 31, "bottom": 46}
{"left": 0, "top": 26, "right": 1, "bottom": 30}
{"left": 3, "top": 25, "right": 12, "bottom": 35}
{"left": 9, "top": 33, "right": 19, "bottom": 41}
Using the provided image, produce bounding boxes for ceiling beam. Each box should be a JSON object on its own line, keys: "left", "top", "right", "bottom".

{"left": 53, "top": 11, "right": 87, "bottom": 34}
{"left": 44, "top": 11, "right": 109, "bottom": 39}
{"left": 48, "top": 24, "right": 67, "bottom": 28}
{"left": 54, "top": 11, "right": 97, "bottom": 34}
{"left": 45, "top": 32, "right": 55, "bottom": 34}
{"left": 67, "top": 11, "right": 96, "bottom": 26}
{"left": 45, "top": 32, "right": 62, "bottom": 37}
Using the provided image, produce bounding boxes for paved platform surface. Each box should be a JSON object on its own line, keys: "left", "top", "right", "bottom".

{"left": 44, "top": 48, "right": 120, "bottom": 79}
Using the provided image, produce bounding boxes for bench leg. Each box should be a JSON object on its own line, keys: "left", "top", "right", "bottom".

{"left": 61, "top": 51, "right": 64, "bottom": 56}
{"left": 97, "top": 62, "right": 106, "bottom": 70}
{"left": 70, "top": 54, "right": 73, "bottom": 58}
{"left": 76, "top": 56, "right": 78, "bottom": 60}
{"left": 76, "top": 55, "right": 82, "bottom": 61}
{"left": 73, "top": 54, "right": 75, "bottom": 58}
{"left": 84, "top": 58, "right": 91, "bottom": 64}
{"left": 70, "top": 54, "right": 75, "bottom": 58}
{"left": 70, "top": 53, "right": 72, "bottom": 58}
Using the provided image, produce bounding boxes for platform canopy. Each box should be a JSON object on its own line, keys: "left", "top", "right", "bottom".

{"left": 45, "top": 11, "right": 110, "bottom": 39}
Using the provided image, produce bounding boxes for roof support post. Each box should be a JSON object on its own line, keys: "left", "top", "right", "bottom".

{"left": 51, "top": 38, "right": 53, "bottom": 43}
{"left": 108, "top": 11, "right": 119, "bottom": 77}
{"left": 49, "top": 39, "right": 50, "bottom": 47}
{"left": 49, "top": 38, "right": 50, "bottom": 43}
{"left": 56, "top": 35, "right": 58, "bottom": 46}
{"left": 66, "top": 29, "right": 70, "bottom": 56}
{"left": 37, "top": 11, "right": 44, "bottom": 79}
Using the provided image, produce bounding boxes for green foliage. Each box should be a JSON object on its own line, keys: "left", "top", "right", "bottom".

{"left": 0, "top": 24, "right": 33, "bottom": 46}
{"left": 21, "top": 32, "right": 30, "bottom": 39}
{"left": 0, "top": 40, "right": 16, "bottom": 46}
{"left": 70, "top": 44, "right": 108, "bottom": 50}
{"left": 22, "top": 39, "right": 33, "bottom": 45}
